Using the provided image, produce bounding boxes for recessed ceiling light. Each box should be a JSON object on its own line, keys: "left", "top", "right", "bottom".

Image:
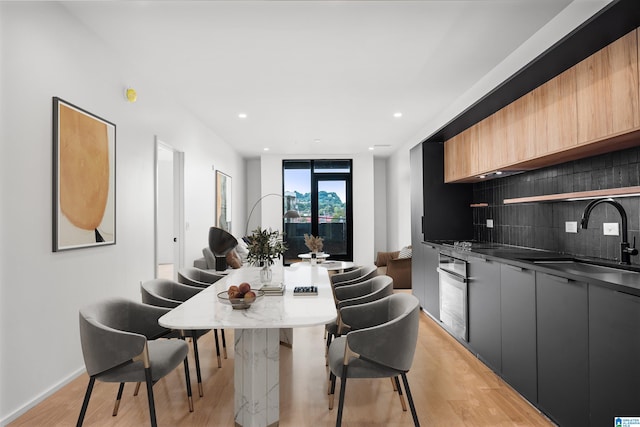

{"left": 368, "top": 147, "right": 374, "bottom": 151}
{"left": 238, "top": 113, "right": 247, "bottom": 119}
{"left": 495, "top": 171, "right": 503, "bottom": 175}
{"left": 314, "top": 139, "right": 321, "bottom": 143}
{"left": 263, "top": 147, "right": 269, "bottom": 151}
{"left": 393, "top": 112, "right": 402, "bottom": 118}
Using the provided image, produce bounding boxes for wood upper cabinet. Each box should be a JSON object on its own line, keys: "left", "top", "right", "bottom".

{"left": 505, "top": 92, "right": 536, "bottom": 164}
{"left": 576, "top": 29, "right": 639, "bottom": 143}
{"left": 443, "top": 29, "right": 640, "bottom": 183}
{"left": 477, "top": 112, "right": 505, "bottom": 173}
{"left": 534, "top": 67, "right": 578, "bottom": 154}
{"left": 444, "top": 126, "right": 478, "bottom": 182}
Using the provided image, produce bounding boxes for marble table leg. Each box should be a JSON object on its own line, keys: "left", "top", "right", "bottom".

{"left": 279, "top": 328, "right": 293, "bottom": 347}
{"left": 234, "top": 328, "right": 280, "bottom": 427}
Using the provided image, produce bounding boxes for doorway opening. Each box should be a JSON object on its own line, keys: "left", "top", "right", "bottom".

{"left": 155, "top": 139, "right": 184, "bottom": 279}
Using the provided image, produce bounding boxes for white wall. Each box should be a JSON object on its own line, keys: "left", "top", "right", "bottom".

{"left": 244, "top": 158, "right": 263, "bottom": 236}
{"left": 386, "top": 146, "right": 413, "bottom": 250}
{"left": 0, "top": 3, "right": 244, "bottom": 423}
{"left": 258, "top": 154, "right": 377, "bottom": 265}
{"left": 373, "top": 158, "right": 388, "bottom": 253}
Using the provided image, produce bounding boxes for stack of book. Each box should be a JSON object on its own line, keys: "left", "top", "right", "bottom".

{"left": 260, "top": 282, "right": 285, "bottom": 296}
{"left": 293, "top": 286, "right": 318, "bottom": 296}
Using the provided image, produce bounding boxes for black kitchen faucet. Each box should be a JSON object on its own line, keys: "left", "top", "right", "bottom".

{"left": 580, "top": 198, "right": 638, "bottom": 265}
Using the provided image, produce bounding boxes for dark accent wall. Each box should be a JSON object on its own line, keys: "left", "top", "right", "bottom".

{"left": 472, "top": 146, "right": 640, "bottom": 266}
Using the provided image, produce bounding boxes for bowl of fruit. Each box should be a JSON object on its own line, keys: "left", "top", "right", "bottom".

{"left": 217, "top": 282, "right": 264, "bottom": 310}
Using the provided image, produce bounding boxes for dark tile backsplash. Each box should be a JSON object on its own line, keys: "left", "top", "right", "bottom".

{"left": 472, "top": 145, "right": 640, "bottom": 266}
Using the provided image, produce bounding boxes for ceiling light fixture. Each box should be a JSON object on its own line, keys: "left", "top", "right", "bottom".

{"left": 263, "top": 147, "right": 269, "bottom": 151}
{"left": 393, "top": 112, "right": 402, "bottom": 118}
{"left": 238, "top": 113, "right": 247, "bottom": 119}
{"left": 368, "top": 147, "right": 374, "bottom": 151}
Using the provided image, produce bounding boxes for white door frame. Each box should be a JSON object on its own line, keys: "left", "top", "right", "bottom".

{"left": 154, "top": 137, "right": 185, "bottom": 279}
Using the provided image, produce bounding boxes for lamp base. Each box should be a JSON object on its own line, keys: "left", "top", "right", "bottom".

{"left": 215, "top": 256, "right": 228, "bottom": 271}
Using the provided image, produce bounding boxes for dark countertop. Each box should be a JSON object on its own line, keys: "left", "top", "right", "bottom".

{"left": 423, "top": 240, "right": 640, "bottom": 296}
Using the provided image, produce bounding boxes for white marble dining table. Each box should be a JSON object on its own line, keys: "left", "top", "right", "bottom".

{"left": 159, "top": 262, "right": 337, "bottom": 427}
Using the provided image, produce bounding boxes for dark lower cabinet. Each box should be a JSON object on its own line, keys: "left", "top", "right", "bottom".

{"left": 536, "top": 272, "right": 588, "bottom": 427}
{"left": 468, "top": 257, "right": 501, "bottom": 372}
{"left": 422, "top": 243, "right": 439, "bottom": 318}
{"left": 411, "top": 242, "right": 426, "bottom": 308}
{"left": 589, "top": 285, "right": 640, "bottom": 426}
{"left": 500, "top": 264, "right": 537, "bottom": 404}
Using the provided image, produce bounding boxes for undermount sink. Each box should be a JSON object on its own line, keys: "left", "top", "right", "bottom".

{"left": 520, "top": 258, "right": 640, "bottom": 276}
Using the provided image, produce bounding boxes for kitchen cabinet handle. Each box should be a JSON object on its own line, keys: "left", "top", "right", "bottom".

{"left": 436, "top": 268, "right": 467, "bottom": 283}
{"left": 505, "top": 264, "right": 527, "bottom": 272}
{"left": 612, "top": 289, "right": 640, "bottom": 303}
{"left": 540, "top": 272, "right": 571, "bottom": 283}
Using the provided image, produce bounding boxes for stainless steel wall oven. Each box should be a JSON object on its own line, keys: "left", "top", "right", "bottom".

{"left": 437, "top": 252, "right": 468, "bottom": 342}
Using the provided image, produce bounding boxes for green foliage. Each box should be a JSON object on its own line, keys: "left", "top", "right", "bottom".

{"left": 293, "top": 190, "right": 345, "bottom": 221}
{"left": 246, "top": 227, "right": 287, "bottom": 266}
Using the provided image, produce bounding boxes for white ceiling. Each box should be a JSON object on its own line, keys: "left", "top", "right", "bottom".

{"left": 61, "top": 0, "right": 610, "bottom": 158}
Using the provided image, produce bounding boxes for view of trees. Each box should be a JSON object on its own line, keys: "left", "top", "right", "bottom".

{"left": 292, "top": 190, "right": 345, "bottom": 222}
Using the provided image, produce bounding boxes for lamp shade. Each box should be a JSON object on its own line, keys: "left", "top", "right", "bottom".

{"left": 284, "top": 210, "right": 300, "bottom": 219}
{"left": 208, "top": 227, "right": 238, "bottom": 256}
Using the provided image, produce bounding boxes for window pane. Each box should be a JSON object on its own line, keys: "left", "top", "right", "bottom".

{"left": 317, "top": 179, "right": 347, "bottom": 256}
{"left": 313, "top": 160, "right": 351, "bottom": 173}
{"left": 283, "top": 165, "right": 311, "bottom": 263}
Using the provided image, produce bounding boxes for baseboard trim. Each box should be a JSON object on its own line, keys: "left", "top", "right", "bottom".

{"left": 1, "top": 367, "right": 85, "bottom": 426}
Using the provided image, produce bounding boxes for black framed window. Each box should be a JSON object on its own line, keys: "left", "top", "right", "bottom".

{"left": 282, "top": 160, "right": 353, "bottom": 264}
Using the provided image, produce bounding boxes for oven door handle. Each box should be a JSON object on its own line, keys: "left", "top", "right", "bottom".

{"left": 437, "top": 268, "right": 467, "bottom": 283}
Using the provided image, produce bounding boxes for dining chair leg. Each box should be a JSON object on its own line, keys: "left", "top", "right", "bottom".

{"left": 76, "top": 376, "right": 95, "bottom": 427}
{"left": 143, "top": 368, "right": 158, "bottom": 427}
{"left": 325, "top": 332, "right": 334, "bottom": 366}
{"left": 394, "top": 376, "right": 407, "bottom": 411}
{"left": 328, "top": 372, "right": 335, "bottom": 396}
{"left": 390, "top": 376, "right": 398, "bottom": 391}
{"left": 213, "top": 329, "right": 222, "bottom": 368}
{"left": 221, "top": 329, "right": 227, "bottom": 359}
{"left": 191, "top": 333, "right": 204, "bottom": 397}
{"left": 112, "top": 382, "right": 125, "bottom": 416}
{"left": 335, "top": 365, "right": 349, "bottom": 427}
{"left": 328, "top": 373, "right": 337, "bottom": 408}
{"left": 133, "top": 382, "right": 141, "bottom": 396}
{"left": 401, "top": 373, "right": 420, "bottom": 427}
{"left": 183, "top": 357, "right": 194, "bottom": 412}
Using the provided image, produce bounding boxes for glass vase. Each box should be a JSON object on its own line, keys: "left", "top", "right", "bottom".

{"left": 260, "top": 265, "right": 273, "bottom": 284}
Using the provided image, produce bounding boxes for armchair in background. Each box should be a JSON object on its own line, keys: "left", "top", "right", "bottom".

{"left": 375, "top": 246, "right": 412, "bottom": 289}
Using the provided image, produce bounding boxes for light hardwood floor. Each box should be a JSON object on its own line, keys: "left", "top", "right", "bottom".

{"left": 9, "top": 310, "right": 554, "bottom": 426}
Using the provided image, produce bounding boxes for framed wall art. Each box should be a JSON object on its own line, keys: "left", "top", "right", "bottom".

{"left": 52, "top": 97, "right": 116, "bottom": 251}
{"left": 215, "top": 170, "right": 232, "bottom": 232}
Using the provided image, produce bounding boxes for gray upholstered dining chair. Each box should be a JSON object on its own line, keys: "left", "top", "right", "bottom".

{"left": 327, "top": 293, "right": 421, "bottom": 427}
{"left": 177, "top": 267, "right": 224, "bottom": 288}
{"left": 77, "top": 298, "right": 193, "bottom": 427}
{"left": 325, "top": 275, "right": 395, "bottom": 358}
{"left": 176, "top": 269, "right": 228, "bottom": 360}
{"left": 329, "top": 265, "right": 378, "bottom": 287}
{"left": 141, "top": 278, "right": 226, "bottom": 396}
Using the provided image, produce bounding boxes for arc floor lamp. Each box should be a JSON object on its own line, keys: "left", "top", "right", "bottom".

{"left": 244, "top": 193, "right": 300, "bottom": 237}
